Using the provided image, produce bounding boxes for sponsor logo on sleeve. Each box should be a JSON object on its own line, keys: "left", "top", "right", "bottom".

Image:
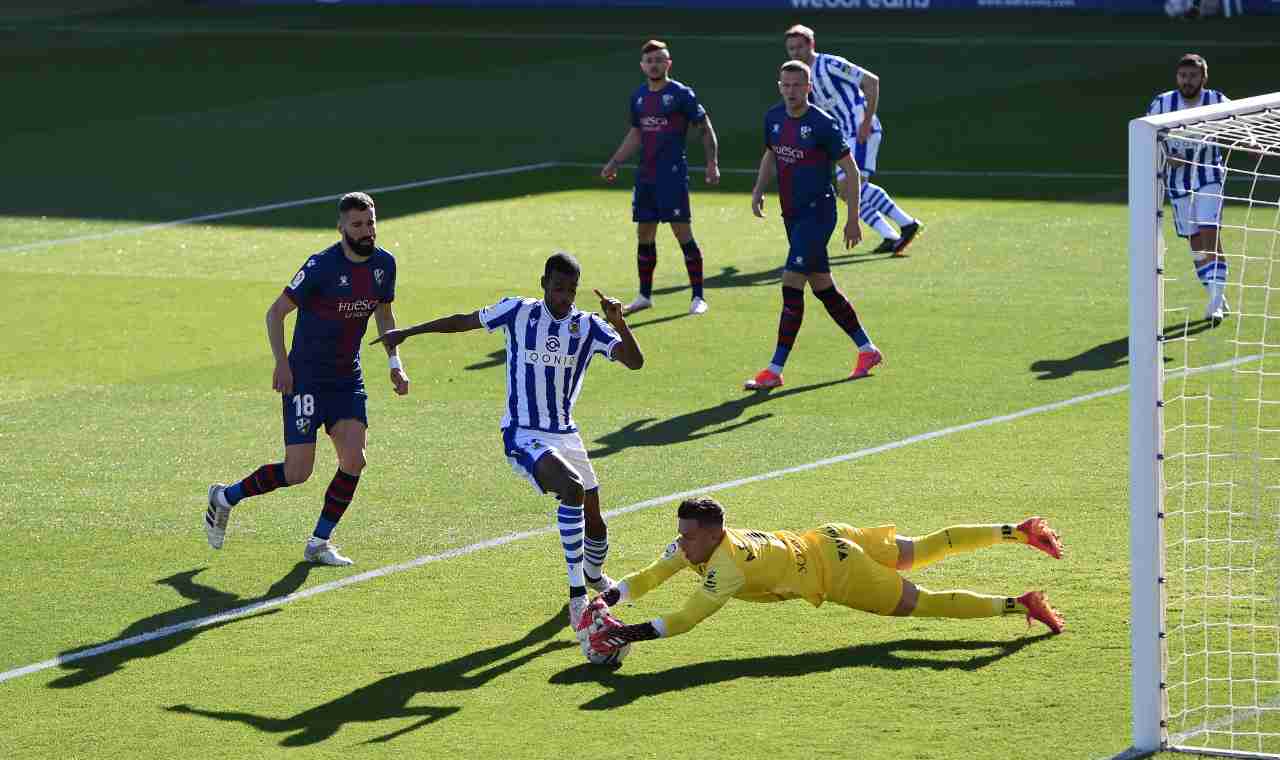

{"left": 374, "top": 268, "right": 385, "bottom": 286}
{"left": 662, "top": 541, "right": 679, "bottom": 560}
{"left": 289, "top": 270, "right": 306, "bottom": 290}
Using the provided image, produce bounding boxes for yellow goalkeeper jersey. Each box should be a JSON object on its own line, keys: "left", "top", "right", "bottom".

{"left": 621, "top": 527, "right": 827, "bottom": 637}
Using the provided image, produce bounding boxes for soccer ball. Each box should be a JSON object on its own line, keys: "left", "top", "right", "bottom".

{"left": 584, "top": 609, "right": 631, "bottom": 667}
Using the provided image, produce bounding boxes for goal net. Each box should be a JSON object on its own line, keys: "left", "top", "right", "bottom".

{"left": 1130, "top": 93, "right": 1280, "bottom": 758}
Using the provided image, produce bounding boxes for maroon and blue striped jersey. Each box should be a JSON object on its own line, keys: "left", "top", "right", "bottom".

{"left": 764, "top": 103, "right": 849, "bottom": 218}
{"left": 630, "top": 79, "right": 706, "bottom": 186}
{"left": 282, "top": 243, "right": 396, "bottom": 392}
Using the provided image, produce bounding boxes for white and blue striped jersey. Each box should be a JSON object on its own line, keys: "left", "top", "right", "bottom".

{"left": 480, "top": 297, "right": 621, "bottom": 434}
{"left": 1147, "top": 89, "right": 1229, "bottom": 199}
{"left": 809, "top": 52, "right": 882, "bottom": 145}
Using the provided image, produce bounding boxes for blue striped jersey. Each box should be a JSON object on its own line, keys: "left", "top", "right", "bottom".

{"left": 479, "top": 297, "right": 621, "bottom": 434}
{"left": 1146, "top": 89, "right": 1230, "bottom": 198}
{"left": 809, "top": 52, "right": 882, "bottom": 144}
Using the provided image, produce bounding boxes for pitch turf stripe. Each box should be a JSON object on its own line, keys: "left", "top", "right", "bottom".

{"left": 0, "top": 354, "right": 1256, "bottom": 685}
{"left": 5, "top": 25, "right": 1274, "bottom": 48}
{"left": 557, "top": 161, "right": 1126, "bottom": 180}
{"left": 0, "top": 162, "right": 558, "bottom": 255}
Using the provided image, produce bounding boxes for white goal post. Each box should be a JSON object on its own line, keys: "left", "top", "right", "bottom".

{"left": 1130, "top": 92, "right": 1280, "bottom": 758}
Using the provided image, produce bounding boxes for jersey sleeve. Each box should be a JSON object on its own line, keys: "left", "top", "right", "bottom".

{"left": 826, "top": 56, "right": 865, "bottom": 86}
{"left": 683, "top": 86, "right": 707, "bottom": 124}
{"left": 822, "top": 116, "right": 851, "bottom": 161}
{"left": 283, "top": 256, "right": 322, "bottom": 307}
{"left": 383, "top": 257, "right": 397, "bottom": 304}
{"left": 621, "top": 539, "right": 692, "bottom": 602}
{"left": 1146, "top": 95, "right": 1163, "bottom": 117}
{"left": 629, "top": 92, "right": 641, "bottom": 128}
{"left": 479, "top": 297, "right": 522, "bottom": 333}
{"left": 659, "top": 555, "right": 746, "bottom": 638}
{"left": 588, "top": 313, "right": 622, "bottom": 360}
{"left": 764, "top": 113, "right": 775, "bottom": 150}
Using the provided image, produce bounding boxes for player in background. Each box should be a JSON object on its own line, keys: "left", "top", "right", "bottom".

{"left": 579, "top": 497, "right": 1065, "bottom": 657}
{"left": 745, "top": 60, "right": 882, "bottom": 391}
{"left": 785, "top": 24, "right": 922, "bottom": 256}
{"left": 1147, "top": 53, "right": 1231, "bottom": 324}
{"left": 372, "top": 252, "right": 644, "bottom": 635}
{"left": 601, "top": 39, "right": 720, "bottom": 317}
{"left": 204, "top": 192, "right": 409, "bottom": 566}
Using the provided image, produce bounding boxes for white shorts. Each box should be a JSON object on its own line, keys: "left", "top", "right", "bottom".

{"left": 501, "top": 426, "right": 599, "bottom": 495}
{"left": 836, "top": 131, "right": 882, "bottom": 182}
{"left": 1170, "top": 184, "right": 1223, "bottom": 239}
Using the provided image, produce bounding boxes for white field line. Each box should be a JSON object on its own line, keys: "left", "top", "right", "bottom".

{"left": 0, "top": 162, "right": 557, "bottom": 255}
{"left": 5, "top": 24, "right": 1274, "bottom": 48}
{"left": 4, "top": 160, "right": 1133, "bottom": 255}
{"left": 0, "top": 353, "right": 1257, "bottom": 685}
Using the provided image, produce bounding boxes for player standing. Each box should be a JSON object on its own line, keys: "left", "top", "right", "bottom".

{"left": 1147, "top": 53, "right": 1231, "bottom": 324}
{"left": 784, "top": 24, "right": 922, "bottom": 255}
{"left": 204, "top": 192, "right": 409, "bottom": 566}
{"left": 601, "top": 39, "right": 720, "bottom": 316}
{"left": 372, "top": 252, "right": 644, "bottom": 633}
{"left": 745, "top": 60, "right": 882, "bottom": 391}
{"left": 579, "top": 497, "right": 1064, "bottom": 657}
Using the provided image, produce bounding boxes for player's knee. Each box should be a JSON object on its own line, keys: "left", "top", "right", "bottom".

{"left": 342, "top": 451, "right": 367, "bottom": 475}
{"left": 557, "top": 475, "right": 585, "bottom": 506}
{"left": 284, "top": 460, "right": 313, "bottom": 485}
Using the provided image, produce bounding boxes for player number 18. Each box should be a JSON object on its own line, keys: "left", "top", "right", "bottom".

{"left": 293, "top": 394, "right": 315, "bottom": 417}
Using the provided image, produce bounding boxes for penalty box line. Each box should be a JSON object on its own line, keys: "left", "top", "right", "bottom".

{"left": 0, "top": 353, "right": 1256, "bottom": 685}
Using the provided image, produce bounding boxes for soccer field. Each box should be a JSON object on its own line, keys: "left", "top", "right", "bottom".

{"left": 2, "top": 5, "right": 1279, "bottom": 759}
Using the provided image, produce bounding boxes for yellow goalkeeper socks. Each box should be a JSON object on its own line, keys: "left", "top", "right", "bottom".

{"left": 911, "top": 589, "right": 1015, "bottom": 619}
{"left": 907, "top": 524, "right": 1022, "bottom": 570}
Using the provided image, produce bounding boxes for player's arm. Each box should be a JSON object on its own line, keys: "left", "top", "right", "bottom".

{"left": 373, "top": 302, "right": 410, "bottom": 396}
{"left": 591, "top": 562, "right": 741, "bottom": 652}
{"left": 835, "top": 151, "right": 862, "bottom": 249}
{"left": 857, "top": 69, "right": 880, "bottom": 143}
{"left": 694, "top": 115, "right": 720, "bottom": 185}
{"left": 601, "top": 127, "right": 643, "bottom": 182}
{"left": 266, "top": 292, "right": 297, "bottom": 396}
{"left": 751, "top": 149, "right": 777, "bottom": 218}
{"left": 370, "top": 310, "right": 483, "bottom": 351}
{"left": 593, "top": 289, "right": 644, "bottom": 370}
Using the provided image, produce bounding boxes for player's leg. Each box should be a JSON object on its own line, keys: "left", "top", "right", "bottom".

{"left": 897, "top": 580, "right": 1064, "bottom": 634}
{"left": 205, "top": 393, "right": 316, "bottom": 549}
{"left": 745, "top": 268, "right": 806, "bottom": 391}
{"left": 628, "top": 184, "right": 660, "bottom": 315}
{"left": 558, "top": 432, "right": 612, "bottom": 592}
{"left": 858, "top": 134, "right": 922, "bottom": 256}
{"left": 895, "top": 518, "right": 1063, "bottom": 571}
{"left": 669, "top": 220, "right": 707, "bottom": 315}
{"left": 531, "top": 450, "right": 592, "bottom": 630}
{"left": 1176, "top": 187, "right": 1229, "bottom": 322}
{"left": 300, "top": 414, "right": 366, "bottom": 566}
{"left": 809, "top": 264, "right": 882, "bottom": 379}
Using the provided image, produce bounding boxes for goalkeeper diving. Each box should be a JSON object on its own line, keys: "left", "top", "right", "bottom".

{"left": 579, "top": 497, "right": 1064, "bottom": 656}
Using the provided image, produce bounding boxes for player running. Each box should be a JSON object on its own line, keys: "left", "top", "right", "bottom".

{"left": 580, "top": 497, "right": 1065, "bottom": 658}
{"left": 372, "top": 252, "right": 643, "bottom": 634}
{"left": 746, "top": 59, "right": 882, "bottom": 391}
{"left": 785, "top": 24, "right": 922, "bottom": 255}
{"left": 204, "top": 192, "right": 409, "bottom": 566}
{"left": 601, "top": 39, "right": 720, "bottom": 317}
{"left": 1146, "top": 53, "right": 1231, "bottom": 325}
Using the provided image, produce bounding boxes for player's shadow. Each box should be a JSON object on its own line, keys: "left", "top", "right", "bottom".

{"left": 550, "top": 634, "right": 1054, "bottom": 710}
{"left": 1030, "top": 319, "right": 1216, "bottom": 380}
{"left": 47, "top": 563, "right": 315, "bottom": 689}
{"left": 166, "top": 604, "right": 576, "bottom": 746}
{"left": 587, "top": 377, "right": 853, "bottom": 459}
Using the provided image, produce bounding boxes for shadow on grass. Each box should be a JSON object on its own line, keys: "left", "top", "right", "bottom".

{"left": 550, "top": 634, "right": 1056, "bottom": 710}
{"left": 166, "top": 604, "right": 575, "bottom": 746}
{"left": 463, "top": 251, "right": 901, "bottom": 372}
{"left": 48, "top": 563, "right": 316, "bottom": 689}
{"left": 587, "top": 376, "right": 857, "bottom": 459}
{"left": 1030, "top": 318, "right": 1219, "bottom": 380}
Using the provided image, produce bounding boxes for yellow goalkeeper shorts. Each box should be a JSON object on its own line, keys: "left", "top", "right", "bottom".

{"left": 808, "top": 523, "right": 904, "bottom": 616}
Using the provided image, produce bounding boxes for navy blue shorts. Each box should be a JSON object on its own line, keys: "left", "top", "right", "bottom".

{"left": 783, "top": 207, "right": 837, "bottom": 274}
{"left": 633, "top": 181, "right": 691, "bottom": 224}
{"left": 282, "top": 389, "right": 368, "bottom": 446}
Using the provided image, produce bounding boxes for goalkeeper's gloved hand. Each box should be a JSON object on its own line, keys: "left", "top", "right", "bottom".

{"left": 588, "top": 614, "right": 628, "bottom": 655}
{"left": 586, "top": 595, "right": 610, "bottom": 618}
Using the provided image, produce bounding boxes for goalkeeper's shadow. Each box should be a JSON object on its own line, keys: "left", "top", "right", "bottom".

{"left": 550, "top": 634, "right": 1056, "bottom": 711}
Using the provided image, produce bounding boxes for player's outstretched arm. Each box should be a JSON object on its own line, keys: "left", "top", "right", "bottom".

{"left": 835, "top": 154, "right": 862, "bottom": 249}
{"left": 373, "top": 303, "right": 410, "bottom": 396}
{"left": 595, "top": 288, "right": 644, "bottom": 370}
{"left": 698, "top": 116, "right": 720, "bottom": 185}
{"left": 370, "top": 311, "right": 483, "bottom": 350}
{"left": 601, "top": 127, "right": 642, "bottom": 183}
{"left": 266, "top": 293, "right": 297, "bottom": 396}
{"left": 751, "top": 149, "right": 776, "bottom": 218}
